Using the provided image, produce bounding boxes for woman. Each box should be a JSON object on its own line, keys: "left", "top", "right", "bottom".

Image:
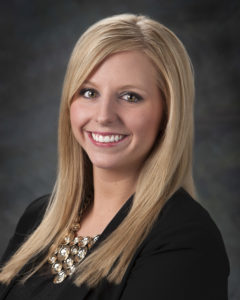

{"left": 0, "top": 14, "right": 229, "bottom": 299}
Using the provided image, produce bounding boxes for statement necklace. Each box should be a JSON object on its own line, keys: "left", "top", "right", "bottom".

{"left": 48, "top": 200, "right": 100, "bottom": 284}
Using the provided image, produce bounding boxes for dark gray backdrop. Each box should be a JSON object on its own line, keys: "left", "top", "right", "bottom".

{"left": 0, "top": 0, "right": 239, "bottom": 299}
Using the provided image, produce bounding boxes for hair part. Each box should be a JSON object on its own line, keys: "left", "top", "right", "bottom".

{"left": 0, "top": 13, "right": 195, "bottom": 286}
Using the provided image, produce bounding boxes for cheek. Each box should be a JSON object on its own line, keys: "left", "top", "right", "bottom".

{"left": 130, "top": 106, "right": 163, "bottom": 142}
{"left": 69, "top": 102, "right": 88, "bottom": 138}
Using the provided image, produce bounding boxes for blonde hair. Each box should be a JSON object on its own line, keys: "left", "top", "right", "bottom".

{"left": 0, "top": 13, "right": 195, "bottom": 286}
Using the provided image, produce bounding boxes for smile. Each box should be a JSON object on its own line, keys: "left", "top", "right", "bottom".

{"left": 91, "top": 133, "right": 125, "bottom": 143}
{"left": 86, "top": 131, "right": 128, "bottom": 146}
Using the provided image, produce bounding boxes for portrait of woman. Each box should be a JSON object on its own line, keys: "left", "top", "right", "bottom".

{"left": 0, "top": 13, "right": 230, "bottom": 299}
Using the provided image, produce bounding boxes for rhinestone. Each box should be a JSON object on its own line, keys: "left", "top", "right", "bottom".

{"left": 57, "top": 246, "right": 70, "bottom": 261}
{"left": 70, "top": 236, "right": 80, "bottom": 246}
{"left": 71, "top": 245, "right": 79, "bottom": 255}
{"left": 71, "top": 223, "right": 80, "bottom": 232}
{"left": 93, "top": 235, "right": 100, "bottom": 243}
{"left": 81, "top": 237, "right": 90, "bottom": 247}
{"left": 63, "top": 257, "right": 74, "bottom": 269}
{"left": 52, "top": 262, "right": 62, "bottom": 274}
{"left": 74, "top": 236, "right": 80, "bottom": 244}
{"left": 63, "top": 232, "right": 74, "bottom": 245}
{"left": 87, "top": 238, "right": 94, "bottom": 249}
{"left": 66, "top": 265, "right": 76, "bottom": 276}
{"left": 48, "top": 255, "right": 57, "bottom": 264}
{"left": 53, "top": 270, "right": 67, "bottom": 284}
{"left": 77, "top": 236, "right": 83, "bottom": 245}
{"left": 74, "top": 247, "right": 87, "bottom": 263}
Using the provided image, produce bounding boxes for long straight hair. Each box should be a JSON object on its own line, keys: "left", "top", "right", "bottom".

{"left": 0, "top": 14, "right": 195, "bottom": 286}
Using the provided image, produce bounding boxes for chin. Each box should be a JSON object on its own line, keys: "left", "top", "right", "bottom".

{"left": 92, "top": 162, "right": 120, "bottom": 170}
{"left": 89, "top": 157, "right": 125, "bottom": 171}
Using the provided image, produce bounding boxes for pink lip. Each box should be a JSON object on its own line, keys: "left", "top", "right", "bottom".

{"left": 87, "top": 131, "right": 128, "bottom": 147}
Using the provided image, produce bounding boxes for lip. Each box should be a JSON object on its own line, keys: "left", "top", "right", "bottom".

{"left": 86, "top": 131, "right": 129, "bottom": 147}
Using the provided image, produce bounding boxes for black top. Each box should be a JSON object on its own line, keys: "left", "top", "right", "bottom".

{"left": 0, "top": 188, "right": 230, "bottom": 299}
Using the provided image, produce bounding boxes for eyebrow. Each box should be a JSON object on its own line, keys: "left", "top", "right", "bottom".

{"left": 82, "top": 81, "right": 148, "bottom": 95}
{"left": 82, "top": 80, "right": 98, "bottom": 87}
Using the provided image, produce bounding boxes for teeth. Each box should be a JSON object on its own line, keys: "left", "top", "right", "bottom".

{"left": 91, "top": 133, "right": 124, "bottom": 143}
{"left": 104, "top": 136, "right": 110, "bottom": 143}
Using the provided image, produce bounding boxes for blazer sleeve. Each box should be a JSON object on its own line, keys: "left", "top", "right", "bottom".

{"left": 120, "top": 193, "right": 230, "bottom": 300}
{"left": 0, "top": 195, "right": 49, "bottom": 265}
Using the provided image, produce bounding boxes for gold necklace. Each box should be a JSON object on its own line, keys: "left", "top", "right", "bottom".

{"left": 48, "top": 198, "right": 99, "bottom": 284}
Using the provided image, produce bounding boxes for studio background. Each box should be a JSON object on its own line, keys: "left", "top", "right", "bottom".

{"left": 0, "top": 0, "right": 239, "bottom": 299}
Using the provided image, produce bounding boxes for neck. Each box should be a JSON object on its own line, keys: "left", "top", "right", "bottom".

{"left": 92, "top": 167, "right": 139, "bottom": 215}
{"left": 76, "top": 167, "right": 139, "bottom": 237}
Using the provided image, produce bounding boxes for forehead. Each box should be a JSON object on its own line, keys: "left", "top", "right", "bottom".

{"left": 84, "top": 50, "right": 158, "bottom": 89}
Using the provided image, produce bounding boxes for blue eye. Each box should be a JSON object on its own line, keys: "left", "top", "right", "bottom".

{"left": 79, "top": 88, "right": 98, "bottom": 99}
{"left": 121, "top": 92, "right": 143, "bottom": 103}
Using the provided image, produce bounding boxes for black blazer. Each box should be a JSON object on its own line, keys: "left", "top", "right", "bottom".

{"left": 0, "top": 188, "right": 230, "bottom": 299}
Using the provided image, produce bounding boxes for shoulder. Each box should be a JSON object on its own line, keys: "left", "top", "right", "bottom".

{"left": 156, "top": 188, "right": 225, "bottom": 239}
{"left": 142, "top": 188, "right": 230, "bottom": 273}
{"left": 159, "top": 188, "right": 221, "bottom": 230}
{"left": 14, "top": 194, "right": 50, "bottom": 236}
{"left": 121, "top": 188, "right": 229, "bottom": 299}
{"left": 0, "top": 195, "right": 50, "bottom": 265}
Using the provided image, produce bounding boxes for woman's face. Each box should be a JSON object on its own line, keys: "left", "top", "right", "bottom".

{"left": 70, "top": 50, "right": 164, "bottom": 173}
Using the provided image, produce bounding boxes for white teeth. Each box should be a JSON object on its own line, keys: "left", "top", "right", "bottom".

{"left": 104, "top": 136, "right": 110, "bottom": 143}
{"left": 91, "top": 133, "right": 124, "bottom": 143}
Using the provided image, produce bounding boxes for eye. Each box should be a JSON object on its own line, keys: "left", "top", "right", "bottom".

{"left": 79, "top": 88, "right": 98, "bottom": 99}
{"left": 120, "top": 92, "right": 143, "bottom": 103}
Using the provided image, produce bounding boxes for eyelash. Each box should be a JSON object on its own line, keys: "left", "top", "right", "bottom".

{"left": 79, "top": 88, "right": 143, "bottom": 103}
{"left": 120, "top": 92, "right": 143, "bottom": 103}
{"left": 79, "top": 88, "right": 98, "bottom": 98}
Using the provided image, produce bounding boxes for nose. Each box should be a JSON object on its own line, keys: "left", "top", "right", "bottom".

{"left": 95, "top": 96, "right": 117, "bottom": 125}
